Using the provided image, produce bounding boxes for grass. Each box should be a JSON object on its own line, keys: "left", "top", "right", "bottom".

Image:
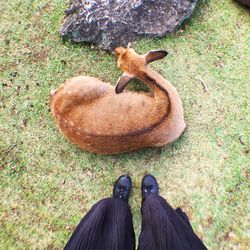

{"left": 0, "top": 0, "right": 249, "bottom": 249}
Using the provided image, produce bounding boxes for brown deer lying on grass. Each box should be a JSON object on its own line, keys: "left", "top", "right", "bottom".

{"left": 50, "top": 47, "right": 186, "bottom": 154}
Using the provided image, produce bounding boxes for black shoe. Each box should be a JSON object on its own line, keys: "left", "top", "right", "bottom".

{"left": 141, "top": 174, "right": 159, "bottom": 201}
{"left": 113, "top": 175, "right": 132, "bottom": 203}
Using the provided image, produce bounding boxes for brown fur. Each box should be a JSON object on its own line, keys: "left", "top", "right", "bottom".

{"left": 50, "top": 48, "right": 186, "bottom": 154}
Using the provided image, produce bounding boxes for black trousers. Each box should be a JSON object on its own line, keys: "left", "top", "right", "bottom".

{"left": 65, "top": 194, "right": 207, "bottom": 250}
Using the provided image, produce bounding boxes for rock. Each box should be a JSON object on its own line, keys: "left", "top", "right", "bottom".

{"left": 236, "top": 0, "right": 250, "bottom": 7}
{"left": 60, "top": 0, "right": 197, "bottom": 51}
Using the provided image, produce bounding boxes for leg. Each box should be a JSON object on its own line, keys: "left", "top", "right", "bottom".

{"left": 65, "top": 175, "right": 135, "bottom": 250}
{"left": 50, "top": 76, "right": 110, "bottom": 119}
{"left": 138, "top": 175, "right": 207, "bottom": 250}
{"left": 50, "top": 76, "right": 109, "bottom": 114}
{"left": 175, "top": 207, "right": 193, "bottom": 229}
{"left": 65, "top": 198, "right": 135, "bottom": 250}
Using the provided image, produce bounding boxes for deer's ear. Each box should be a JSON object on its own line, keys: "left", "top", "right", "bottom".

{"left": 115, "top": 73, "right": 133, "bottom": 94}
{"left": 115, "top": 47, "right": 126, "bottom": 56}
{"left": 144, "top": 50, "right": 168, "bottom": 64}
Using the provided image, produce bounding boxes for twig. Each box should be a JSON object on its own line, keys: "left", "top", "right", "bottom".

{"left": 198, "top": 78, "right": 209, "bottom": 93}
{"left": 4, "top": 144, "right": 17, "bottom": 155}
{"left": 238, "top": 135, "right": 245, "bottom": 145}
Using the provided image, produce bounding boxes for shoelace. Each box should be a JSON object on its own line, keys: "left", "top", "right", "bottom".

{"left": 117, "top": 185, "right": 128, "bottom": 199}
{"left": 144, "top": 185, "right": 153, "bottom": 195}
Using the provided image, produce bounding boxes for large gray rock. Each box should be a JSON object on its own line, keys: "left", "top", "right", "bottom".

{"left": 60, "top": 0, "right": 197, "bottom": 51}
{"left": 236, "top": 0, "right": 250, "bottom": 7}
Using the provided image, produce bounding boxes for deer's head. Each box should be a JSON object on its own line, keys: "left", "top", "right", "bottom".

{"left": 115, "top": 47, "right": 168, "bottom": 94}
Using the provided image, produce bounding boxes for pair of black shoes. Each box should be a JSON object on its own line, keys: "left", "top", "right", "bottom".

{"left": 113, "top": 174, "right": 159, "bottom": 203}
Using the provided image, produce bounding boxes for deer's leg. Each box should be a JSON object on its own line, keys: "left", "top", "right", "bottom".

{"left": 51, "top": 76, "right": 110, "bottom": 115}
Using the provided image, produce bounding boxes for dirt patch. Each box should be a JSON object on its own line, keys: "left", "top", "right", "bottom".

{"left": 29, "top": 50, "right": 48, "bottom": 63}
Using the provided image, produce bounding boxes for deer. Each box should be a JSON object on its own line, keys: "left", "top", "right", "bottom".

{"left": 50, "top": 47, "right": 186, "bottom": 154}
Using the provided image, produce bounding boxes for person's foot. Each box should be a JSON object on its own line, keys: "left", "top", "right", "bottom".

{"left": 141, "top": 174, "right": 159, "bottom": 201}
{"left": 113, "top": 175, "right": 132, "bottom": 203}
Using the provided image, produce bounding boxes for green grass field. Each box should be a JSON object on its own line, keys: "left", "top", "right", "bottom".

{"left": 0, "top": 0, "right": 249, "bottom": 249}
